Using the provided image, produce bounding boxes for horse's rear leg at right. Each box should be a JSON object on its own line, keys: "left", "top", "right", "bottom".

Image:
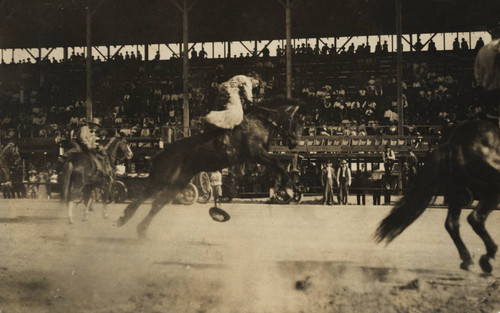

{"left": 444, "top": 191, "right": 473, "bottom": 270}
{"left": 467, "top": 192, "right": 500, "bottom": 273}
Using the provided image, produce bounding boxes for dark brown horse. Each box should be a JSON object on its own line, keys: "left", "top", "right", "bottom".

{"left": 61, "top": 136, "right": 133, "bottom": 224}
{"left": 117, "top": 96, "right": 303, "bottom": 237}
{"left": 376, "top": 119, "right": 500, "bottom": 273}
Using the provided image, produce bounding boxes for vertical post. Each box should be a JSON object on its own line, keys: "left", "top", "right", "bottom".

{"left": 228, "top": 41, "right": 231, "bottom": 58}
{"left": 86, "top": 0, "right": 93, "bottom": 121}
{"left": 182, "top": 0, "right": 190, "bottom": 135}
{"left": 395, "top": 0, "right": 403, "bottom": 135}
{"left": 285, "top": 0, "right": 292, "bottom": 99}
{"left": 144, "top": 44, "right": 149, "bottom": 61}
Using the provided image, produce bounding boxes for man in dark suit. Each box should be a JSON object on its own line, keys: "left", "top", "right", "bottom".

{"left": 321, "top": 160, "right": 335, "bottom": 205}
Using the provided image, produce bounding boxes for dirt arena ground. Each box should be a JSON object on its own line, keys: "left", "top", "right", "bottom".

{"left": 1, "top": 198, "right": 500, "bottom": 313}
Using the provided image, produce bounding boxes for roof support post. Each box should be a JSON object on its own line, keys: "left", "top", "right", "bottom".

{"left": 395, "top": 0, "right": 404, "bottom": 135}
{"left": 170, "top": 0, "right": 197, "bottom": 136}
{"left": 85, "top": 0, "right": 93, "bottom": 121}
{"left": 277, "top": 0, "right": 292, "bottom": 98}
{"left": 43, "top": 47, "right": 56, "bottom": 60}
{"left": 285, "top": 0, "right": 292, "bottom": 99}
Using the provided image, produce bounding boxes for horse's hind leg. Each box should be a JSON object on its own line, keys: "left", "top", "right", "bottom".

{"left": 101, "top": 186, "right": 110, "bottom": 219}
{"left": 467, "top": 193, "right": 500, "bottom": 273}
{"left": 68, "top": 201, "right": 75, "bottom": 224}
{"left": 82, "top": 187, "right": 93, "bottom": 221}
{"left": 137, "top": 185, "right": 184, "bottom": 238}
{"left": 117, "top": 184, "right": 160, "bottom": 227}
{"left": 445, "top": 193, "right": 473, "bottom": 270}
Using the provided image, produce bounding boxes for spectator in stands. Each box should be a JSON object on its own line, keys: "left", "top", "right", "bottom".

{"left": 336, "top": 159, "right": 351, "bottom": 205}
{"left": 460, "top": 38, "right": 469, "bottom": 51}
{"left": 347, "top": 43, "right": 355, "bottom": 54}
{"left": 321, "top": 160, "right": 336, "bottom": 205}
{"left": 414, "top": 37, "right": 423, "bottom": 51}
{"left": 428, "top": 40, "right": 437, "bottom": 53}
{"left": 474, "top": 37, "right": 485, "bottom": 51}
{"left": 375, "top": 41, "right": 382, "bottom": 54}
{"left": 191, "top": 48, "right": 197, "bottom": 59}
{"left": 321, "top": 44, "right": 329, "bottom": 56}
{"left": 382, "top": 41, "right": 389, "bottom": 53}
{"left": 199, "top": 47, "right": 207, "bottom": 59}
{"left": 453, "top": 38, "right": 460, "bottom": 52}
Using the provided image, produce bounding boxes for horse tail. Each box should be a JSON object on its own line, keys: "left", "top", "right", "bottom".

{"left": 375, "top": 144, "right": 449, "bottom": 244}
{"left": 61, "top": 161, "right": 73, "bottom": 202}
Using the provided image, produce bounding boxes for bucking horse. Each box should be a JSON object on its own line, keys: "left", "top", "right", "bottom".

{"left": 117, "top": 96, "right": 303, "bottom": 238}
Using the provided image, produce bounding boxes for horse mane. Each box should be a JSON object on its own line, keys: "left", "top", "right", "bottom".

{"left": 249, "top": 95, "right": 302, "bottom": 112}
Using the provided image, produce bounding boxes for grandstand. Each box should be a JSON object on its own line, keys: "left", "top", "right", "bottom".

{"left": 0, "top": 0, "right": 497, "bottom": 178}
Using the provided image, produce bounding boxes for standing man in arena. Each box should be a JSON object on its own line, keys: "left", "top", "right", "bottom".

{"left": 205, "top": 73, "right": 260, "bottom": 130}
{"left": 336, "top": 159, "right": 351, "bottom": 205}
{"left": 322, "top": 160, "right": 336, "bottom": 205}
{"left": 382, "top": 145, "right": 396, "bottom": 204}
{"left": 474, "top": 24, "right": 500, "bottom": 126}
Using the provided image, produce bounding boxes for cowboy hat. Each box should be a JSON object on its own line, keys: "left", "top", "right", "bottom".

{"left": 88, "top": 117, "right": 101, "bottom": 127}
{"left": 340, "top": 159, "right": 347, "bottom": 164}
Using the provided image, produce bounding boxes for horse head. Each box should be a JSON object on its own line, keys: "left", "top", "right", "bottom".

{"left": 104, "top": 136, "right": 133, "bottom": 164}
{"left": 255, "top": 96, "right": 304, "bottom": 149}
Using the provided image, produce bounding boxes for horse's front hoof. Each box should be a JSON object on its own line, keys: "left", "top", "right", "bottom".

{"left": 102, "top": 213, "right": 109, "bottom": 220}
{"left": 479, "top": 255, "right": 493, "bottom": 274}
{"left": 68, "top": 218, "right": 74, "bottom": 225}
{"left": 460, "top": 259, "right": 473, "bottom": 271}
{"left": 116, "top": 217, "right": 126, "bottom": 227}
{"left": 209, "top": 207, "right": 231, "bottom": 222}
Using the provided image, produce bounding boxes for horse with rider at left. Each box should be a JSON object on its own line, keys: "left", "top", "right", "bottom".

{"left": 60, "top": 118, "right": 133, "bottom": 224}
{"left": 0, "top": 139, "right": 22, "bottom": 198}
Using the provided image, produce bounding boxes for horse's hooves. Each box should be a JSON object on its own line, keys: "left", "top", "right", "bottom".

{"left": 116, "top": 217, "right": 125, "bottom": 227}
{"left": 460, "top": 259, "right": 473, "bottom": 271}
{"left": 68, "top": 219, "right": 74, "bottom": 225}
{"left": 479, "top": 255, "right": 493, "bottom": 274}
{"left": 102, "top": 214, "right": 109, "bottom": 219}
{"left": 209, "top": 207, "right": 231, "bottom": 223}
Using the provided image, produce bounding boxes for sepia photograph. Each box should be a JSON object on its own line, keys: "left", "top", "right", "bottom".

{"left": 0, "top": 0, "right": 499, "bottom": 312}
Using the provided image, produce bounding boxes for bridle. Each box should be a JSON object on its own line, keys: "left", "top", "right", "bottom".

{"left": 103, "top": 137, "right": 132, "bottom": 163}
{"left": 255, "top": 104, "right": 300, "bottom": 146}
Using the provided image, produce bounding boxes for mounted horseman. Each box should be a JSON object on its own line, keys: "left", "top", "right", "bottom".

{"left": 64, "top": 117, "right": 113, "bottom": 185}
{"left": 474, "top": 23, "right": 500, "bottom": 127}
{"left": 61, "top": 117, "right": 132, "bottom": 223}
